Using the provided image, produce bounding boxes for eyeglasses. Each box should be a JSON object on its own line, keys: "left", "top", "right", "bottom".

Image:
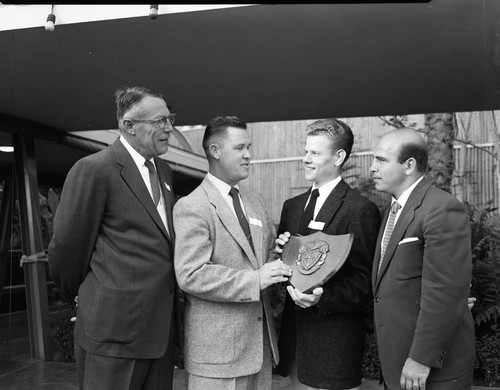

{"left": 125, "top": 113, "right": 176, "bottom": 129}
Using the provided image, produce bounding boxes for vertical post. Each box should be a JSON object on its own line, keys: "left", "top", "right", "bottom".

{"left": 0, "top": 171, "right": 14, "bottom": 311}
{"left": 13, "top": 129, "right": 53, "bottom": 360}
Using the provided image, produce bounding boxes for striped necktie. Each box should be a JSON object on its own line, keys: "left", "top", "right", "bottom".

{"left": 378, "top": 201, "right": 402, "bottom": 274}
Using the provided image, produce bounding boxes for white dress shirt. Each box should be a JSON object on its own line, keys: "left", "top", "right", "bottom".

{"left": 120, "top": 136, "right": 169, "bottom": 234}
{"left": 380, "top": 175, "right": 424, "bottom": 252}
{"left": 206, "top": 172, "right": 248, "bottom": 218}
{"left": 304, "top": 175, "right": 343, "bottom": 220}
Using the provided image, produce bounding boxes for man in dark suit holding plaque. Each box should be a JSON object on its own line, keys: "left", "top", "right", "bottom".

{"left": 275, "top": 119, "right": 381, "bottom": 390}
{"left": 370, "top": 129, "right": 475, "bottom": 390}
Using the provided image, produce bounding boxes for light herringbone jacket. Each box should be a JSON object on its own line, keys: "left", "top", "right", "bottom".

{"left": 173, "top": 177, "right": 278, "bottom": 378}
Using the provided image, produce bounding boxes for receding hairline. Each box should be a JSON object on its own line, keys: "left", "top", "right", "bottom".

{"left": 380, "top": 128, "right": 428, "bottom": 173}
{"left": 125, "top": 95, "right": 165, "bottom": 118}
{"left": 383, "top": 128, "right": 426, "bottom": 145}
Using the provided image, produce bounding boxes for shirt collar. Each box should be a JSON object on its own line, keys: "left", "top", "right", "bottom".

{"left": 392, "top": 175, "right": 424, "bottom": 209}
{"left": 312, "top": 175, "right": 342, "bottom": 198}
{"left": 120, "top": 136, "right": 155, "bottom": 168}
{"left": 206, "top": 172, "right": 240, "bottom": 197}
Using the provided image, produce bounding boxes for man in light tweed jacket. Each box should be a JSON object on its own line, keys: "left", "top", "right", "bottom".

{"left": 173, "top": 116, "right": 291, "bottom": 390}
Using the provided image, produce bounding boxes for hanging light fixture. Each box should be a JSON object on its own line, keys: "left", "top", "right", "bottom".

{"left": 45, "top": 4, "right": 56, "bottom": 32}
{"left": 149, "top": 4, "right": 159, "bottom": 19}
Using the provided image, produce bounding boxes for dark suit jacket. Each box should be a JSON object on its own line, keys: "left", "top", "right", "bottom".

{"left": 372, "top": 178, "right": 475, "bottom": 390}
{"left": 49, "top": 139, "right": 178, "bottom": 360}
{"left": 277, "top": 180, "right": 381, "bottom": 389}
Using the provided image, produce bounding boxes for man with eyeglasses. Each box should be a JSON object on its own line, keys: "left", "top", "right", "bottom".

{"left": 49, "top": 86, "right": 180, "bottom": 390}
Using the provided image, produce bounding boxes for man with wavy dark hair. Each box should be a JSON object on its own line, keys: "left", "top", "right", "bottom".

{"left": 276, "top": 118, "right": 381, "bottom": 390}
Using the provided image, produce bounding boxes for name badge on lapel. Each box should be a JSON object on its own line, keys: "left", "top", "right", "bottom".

{"left": 308, "top": 220, "right": 325, "bottom": 230}
{"left": 249, "top": 218, "right": 262, "bottom": 227}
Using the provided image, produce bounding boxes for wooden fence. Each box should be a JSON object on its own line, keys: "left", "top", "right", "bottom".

{"left": 240, "top": 143, "right": 498, "bottom": 225}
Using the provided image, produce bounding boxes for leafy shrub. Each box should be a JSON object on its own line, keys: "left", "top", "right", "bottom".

{"left": 362, "top": 332, "right": 380, "bottom": 380}
{"left": 464, "top": 202, "right": 500, "bottom": 386}
{"left": 465, "top": 202, "right": 500, "bottom": 331}
{"left": 475, "top": 331, "right": 500, "bottom": 386}
{"left": 53, "top": 311, "right": 75, "bottom": 362}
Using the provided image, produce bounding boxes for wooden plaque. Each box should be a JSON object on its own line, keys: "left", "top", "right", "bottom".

{"left": 281, "top": 231, "right": 353, "bottom": 293}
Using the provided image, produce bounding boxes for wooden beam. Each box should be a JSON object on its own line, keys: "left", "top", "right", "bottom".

{"left": 12, "top": 129, "right": 53, "bottom": 361}
{"left": 0, "top": 170, "right": 13, "bottom": 311}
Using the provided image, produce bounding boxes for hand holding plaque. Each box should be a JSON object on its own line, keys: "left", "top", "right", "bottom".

{"left": 281, "top": 231, "right": 353, "bottom": 293}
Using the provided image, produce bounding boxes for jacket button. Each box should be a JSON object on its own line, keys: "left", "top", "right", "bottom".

{"left": 257, "top": 317, "right": 262, "bottom": 321}
{"left": 375, "top": 297, "right": 381, "bottom": 303}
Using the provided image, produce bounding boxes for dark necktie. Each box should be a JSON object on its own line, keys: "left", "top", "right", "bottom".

{"left": 378, "top": 201, "right": 402, "bottom": 274}
{"left": 297, "top": 188, "right": 320, "bottom": 236}
{"left": 144, "top": 160, "right": 161, "bottom": 207}
{"left": 229, "top": 187, "right": 254, "bottom": 252}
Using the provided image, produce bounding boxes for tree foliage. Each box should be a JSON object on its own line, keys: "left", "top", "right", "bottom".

{"left": 466, "top": 202, "right": 500, "bottom": 331}
{"left": 424, "top": 113, "right": 455, "bottom": 193}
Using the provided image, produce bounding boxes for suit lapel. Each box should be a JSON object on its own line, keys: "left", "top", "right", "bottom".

{"left": 240, "top": 192, "right": 264, "bottom": 267}
{"left": 289, "top": 191, "right": 310, "bottom": 235}
{"left": 374, "top": 179, "right": 431, "bottom": 291}
{"left": 202, "top": 179, "right": 260, "bottom": 270}
{"left": 112, "top": 140, "right": 170, "bottom": 241}
{"left": 315, "top": 180, "right": 348, "bottom": 229}
{"left": 155, "top": 158, "right": 175, "bottom": 243}
{"left": 372, "top": 205, "right": 389, "bottom": 292}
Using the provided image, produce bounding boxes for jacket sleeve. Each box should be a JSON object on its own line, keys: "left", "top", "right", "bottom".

{"left": 409, "top": 196, "right": 472, "bottom": 367}
{"left": 173, "top": 196, "right": 261, "bottom": 303}
{"left": 48, "top": 158, "right": 106, "bottom": 300}
{"left": 277, "top": 200, "right": 290, "bottom": 237}
{"left": 318, "top": 199, "right": 381, "bottom": 314}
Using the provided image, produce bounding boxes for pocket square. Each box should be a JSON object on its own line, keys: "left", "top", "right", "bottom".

{"left": 164, "top": 182, "right": 171, "bottom": 191}
{"left": 398, "top": 237, "right": 419, "bottom": 245}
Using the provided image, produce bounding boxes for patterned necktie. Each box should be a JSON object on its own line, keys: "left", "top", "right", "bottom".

{"left": 144, "top": 160, "right": 161, "bottom": 207}
{"left": 229, "top": 187, "right": 254, "bottom": 253}
{"left": 297, "top": 188, "right": 320, "bottom": 236}
{"left": 378, "top": 201, "right": 402, "bottom": 273}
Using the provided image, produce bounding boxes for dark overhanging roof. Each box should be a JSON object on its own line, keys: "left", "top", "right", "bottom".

{"left": 1, "top": 1, "right": 499, "bottom": 133}
{"left": 0, "top": 1, "right": 499, "bottom": 182}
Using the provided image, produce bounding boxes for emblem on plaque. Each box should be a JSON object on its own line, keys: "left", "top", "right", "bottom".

{"left": 296, "top": 240, "right": 330, "bottom": 275}
{"left": 281, "top": 231, "right": 353, "bottom": 293}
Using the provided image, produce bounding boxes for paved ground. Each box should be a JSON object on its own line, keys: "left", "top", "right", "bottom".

{"left": 0, "top": 351, "right": 496, "bottom": 390}
{"left": 0, "top": 311, "right": 497, "bottom": 390}
{"left": 0, "top": 357, "right": 385, "bottom": 390}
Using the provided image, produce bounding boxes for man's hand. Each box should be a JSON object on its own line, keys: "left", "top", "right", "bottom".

{"left": 468, "top": 297, "right": 476, "bottom": 310}
{"left": 287, "top": 285, "right": 323, "bottom": 309}
{"left": 259, "top": 260, "right": 292, "bottom": 290}
{"left": 400, "top": 357, "right": 430, "bottom": 390}
{"left": 274, "top": 232, "right": 291, "bottom": 255}
{"left": 70, "top": 295, "right": 78, "bottom": 323}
